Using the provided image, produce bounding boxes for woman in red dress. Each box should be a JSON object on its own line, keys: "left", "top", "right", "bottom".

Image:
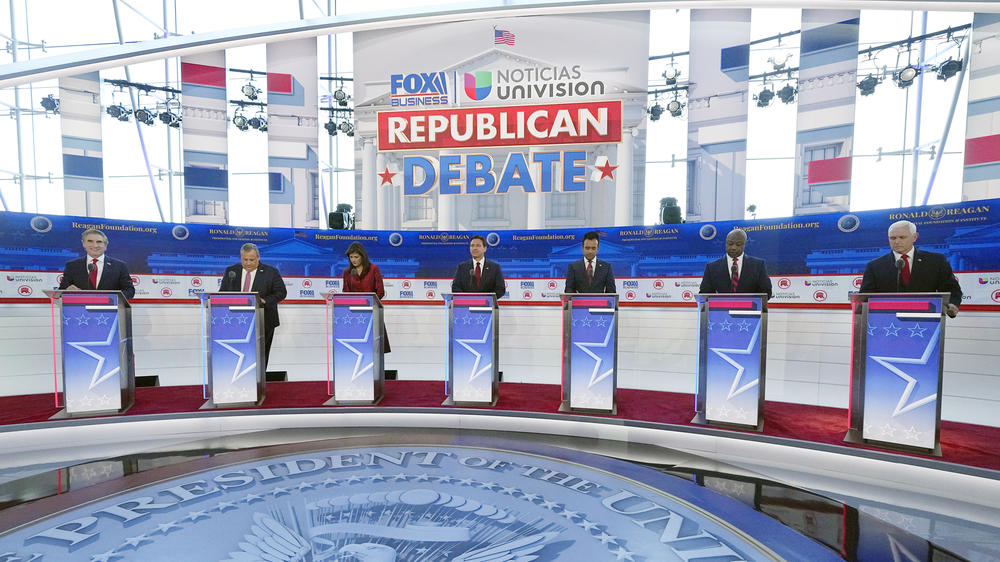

{"left": 342, "top": 242, "right": 390, "bottom": 352}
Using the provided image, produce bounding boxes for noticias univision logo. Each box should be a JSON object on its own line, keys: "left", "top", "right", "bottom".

{"left": 464, "top": 71, "right": 492, "bottom": 101}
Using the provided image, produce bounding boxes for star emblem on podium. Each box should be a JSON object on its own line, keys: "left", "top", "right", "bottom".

{"left": 67, "top": 316, "right": 121, "bottom": 391}
{"left": 870, "top": 324, "right": 940, "bottom": 417}
{"left": 455, "top": 313, "right": 493, "bottom": 383}
{"left": 335, "top": 315, "right": 374, "bottom": 382}
{"left": 709, "top": 320, "right": 761, "bottom": 401}
{"left": 214, "top": 321, "right": 258, "bottom": 384}
{"left": 573, "top": 316, "right": 616, "bottom": 389}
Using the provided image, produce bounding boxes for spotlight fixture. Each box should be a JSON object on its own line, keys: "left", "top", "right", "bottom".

{"left": 241, "top": 83, "right": 260, "bottom": 101}
{"left": 857, "top": 74, "right": 880, "bottom": 96}
{"left": 936, "top": 58, "right": 962, "bottom": 81}
{"left": 248, "top": 115, "right": 268, "bottom": 132}
{"left": 232, "top": 113, "right": 249, "bottom": 131}
{"left": 158, "top": 110, "right": 182, "bottom": 128}
{"left": 40, "top": 95, "right": 60, "bottom": 113}
{"left": 662, "top": 67, "right": 680, "bottom": 85}
{"left": 324, "top": 119, "right": 338, "bottom": 137}
{"left": 666, "top": 99, "right": 684, "bottom": 117}
{"left": 895, "top": 64, "right": 920, "bottom": 88}
{"left": 338, "top": 121, "right": 354, "bottom": 136}
{"left": 106, "top": 103, "right": 131, "bottom": 121}
{"left": 755, "top": 87, "right": 774, "bottom": 108}
{"left": 135, "top": 108, "right": 156, "bottom": 126}
{"left": 333, "top": 88, "right": 350, "bottom": 107}
{"left": 777, "top": 84, "right": 797, "bottom": 104}
{"left": 648, "top": 102, "right": 664, "bottom": 122}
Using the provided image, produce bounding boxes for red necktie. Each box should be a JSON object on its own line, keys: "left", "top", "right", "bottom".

{"left": 730, "top": 258, "right": 739, "bottom": 291}
{"left": 89, "top": 258, "right": 98, "bottom": 289}
{"left": 242, "top": 270, "right": 252, "bottom": 292}
{"left": 587, "top": 260, "right": 594, "bottom": 284}
{"left": 901, "top": 254, "right": 911, "bottom": 286}
{"left": 474, "top": 262, "right": 482, "bottom": 287}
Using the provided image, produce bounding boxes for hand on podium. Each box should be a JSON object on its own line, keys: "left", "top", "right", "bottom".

{"left": 946, "top": 303, "right": 958, "bottom": 318}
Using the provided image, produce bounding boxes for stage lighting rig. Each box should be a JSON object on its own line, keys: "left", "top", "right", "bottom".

{"left": 248, "top": 114, "right": 268, "bottom": 132}
{"left": 895, "top": 64, "right": 920, "bottom": 88}
{"left": 232, "top": 112, "right": 249, "bottom": 131}
{"left": 666, "top": 99, "right": 684, "bottom": 117}
{"left": 857, "top": 74, "right": 881, "bottom": 96}
{"left": 936, "top": 58, "right": 962, "bottom": 81}
{"left": 662, "top": 67, "right": 680, "bottom": 86}
{"left": 648, "top": 102, "right": 664, "bottom": 121}
{"left": 106, "top": 103, "right": 131, "bottom": 122}
{"left": 755, "top": 87, "right": 774, "bottom": 107}
{"left": 777, "top": 83, "right": 797, "bottom": 104}
{"left": 135, "top": 107, "right": 156, "bottom": 126}
{"left": 241, "top": 82, "right": 261, "bottom": 101}
{"left": 325, "top": 119, "right": 338, "bottom": 136}
{"left": 40, "top": 95, "right": 60, "bottom": 113}
{"left": 333, "top": 88, "right": 351, "bottom": 107}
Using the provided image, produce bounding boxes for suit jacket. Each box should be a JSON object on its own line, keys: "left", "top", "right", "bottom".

{"left": 699, "top": 254, "right": 773, "bottom": 299}
{"left": 860, "top": 249, "right": 962, "bottom": 307}
{"left": 59, "top": 255, "right": 135, "bottom": 300}
{"left": 452, "top": 258, "right": 506, "bottom": 299}
{"left": 565, "top": 258, "right": 616, "bottom": 293}
{"left": 219, "top": 263, "right": 287, "bottom": 330}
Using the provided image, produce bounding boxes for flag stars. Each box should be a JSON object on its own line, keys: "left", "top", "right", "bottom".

{"left": 89, "top": 550, "right": 122, "bottom": 562}
{"left": 908, "top": 324, "right": 927, "bottom": 338}
{"left": 152, "top": 521, "right": 182, "bottom": 535}
{"left": 270, "top": 486, "right": 291, "bottom": 497}
{"left": 184, "top": 510, "right": 210, "bottom": 522}
{"left": 214, "top": 500, "right": 239, "bottom": 512}
{"left": 611, "top": 546, "right": 636, "bottom": 561}
{"left": 718, "top": 319, "right": 733, "bottom": 331}
{"left": 296, "top": 481, "right": 316, "bottom": 491}
{"left": 119, "top": 534, "right": 152, "bottom": 549}
{"left": 243, "top": 493, "right": 265, "bottom": 503}
{"left": 883, "top": 322, "right": 901, "bottom": 337}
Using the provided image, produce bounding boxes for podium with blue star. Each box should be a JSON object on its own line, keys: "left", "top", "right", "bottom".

{"left": 202, "top": 292, "right": 266, "bottom": 408}
{"left": 845, "top": 293, "right": 948, "bottom": 455}
{"left": 325, "top": 293, "right": 385, "bottom": 405}
{"left": 693, "top": 293, "right": 768, "bottom": 430}
{"left": 443, "top": 293, "right": 499, "bottom": 406}
{"left": 48, "top": 290, "right": 135, "bottom": 418}
{"left": 559, "top": 294, "right": 618, "bottom": 413}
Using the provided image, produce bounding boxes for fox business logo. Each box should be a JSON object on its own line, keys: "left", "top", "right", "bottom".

{"left": 390, "top": 72, "right": 449, "bottom": 106}
{"left": 188, "top": 288, "right": 205, "bottom": 296}
{"left": 399, "top": 290, "right": 414, "bottom": 299}
{"left": 424, "top": 281, "right": 438, "bottom": 288}
{"left": 520, "top": 281, "right": 535, "bottom": 289}
{"left": 622, "top": 280, "right": 639, "bottom": 289}
{"left": 300, "top": 290, "right": 315, "bottom": 297}
{"left": 326, "top": 280, "right": 341, "bottom": 288}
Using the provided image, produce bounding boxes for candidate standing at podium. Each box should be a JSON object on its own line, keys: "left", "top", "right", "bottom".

{"left": 342, "top": 241, "right": 390, "bottom": 353}
{"left": 860, "top": 220, "right": 962, "bottom": 318}
{"left": 699, "top": 228, "right": 773, "bottom": 298}
{"left": 220, "top": 243, "right": 287, "bottom": 367}
{"left": 452, "top": 235, "right": 506, "bottom": 298}
{"left": 59, "top": 228, "right": 135, "bottom": 300}
{"left": 565, "top": 230, "right": 616, "bottom": 293}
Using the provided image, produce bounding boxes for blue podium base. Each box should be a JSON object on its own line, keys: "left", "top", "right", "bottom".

{"left": 558, "top": 400, "right": 616, "bottom": 415}
{"left": 843, "top": 428, "right": 942, "bottom": 457}
{"left": 691, "top": 411, "right": 764, "bottom": 432}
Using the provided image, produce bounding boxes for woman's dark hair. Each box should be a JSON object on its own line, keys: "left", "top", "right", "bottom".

{"left": 345, "top": 241, "right": 371, "bottom": 277}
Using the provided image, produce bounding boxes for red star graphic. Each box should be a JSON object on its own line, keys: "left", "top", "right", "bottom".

{"left": 378, "top": 167, "right": 397, "bottom": 186}
{"left": 596, "top": 160, "right": 618, "bottom": 180}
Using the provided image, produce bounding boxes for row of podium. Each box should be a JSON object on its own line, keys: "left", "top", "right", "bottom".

{"left": 46, "top": 290, "right": 951, "bottom": 455}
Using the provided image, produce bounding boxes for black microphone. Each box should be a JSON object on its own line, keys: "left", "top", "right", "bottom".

{"left": 469, "top": 267, "right": 477, "bottom": 286}
{"left": 228, "top": 270, "right": 237, "bottom": 280}
{"left": 895, "top": 258, "right": 903, "bottom": 292}
{"left": 87, "top": 262, "right": 96, "bottom": 274}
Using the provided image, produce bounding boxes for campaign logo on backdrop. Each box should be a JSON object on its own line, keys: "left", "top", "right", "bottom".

{"left": 464, "top": 71, "right": 493, "bottom": 101}
{"left": 523, "top": 290, "right": 533, "bottom": 299}
{"left": 131, "top": 275, "right": 141, "bottom": 285}
{"left": 813, "top": 290, "right": 828, "bottom": 302}
{"left": 547, "top": 280, "right": 558, "bottom": 290}
{"left": 992, "top": 289, "right": 1000, "bottom": 303}
{"left": 778, "top": 278, "right": 791, "bottom": 289}
{"left": 402, "top": 280, "right": 412, "bottom": 290}
{"left": 837, "top": 214, "right": 860, "bottom": 232}
{"left": 302, "top": 279, "right": 313, "bottom": 289}
{"left": 425, "top": 290, "right": 436, "bottom": 299}
{"left": 699, "top": 224, "right": 717, "bottom": 240}
{"left": 17, "top": 285, "right": 32, "bottom": 296}
{"left": 853, "top": 277, "right": 863, "bottom": 289}
{"left": 625, "top": 290, "right": 636, "bottom": 300}
{"left": 191, "top": 277, "right": 202, "bottom": 288}
{"left": 653, "top": 279, "right": 665, "bottom": 290}
{"left": 161, "top": 287, "right": 172, "bottom": 297}
{"left": 682, "top": 290, "right": 694, "bottom": 301}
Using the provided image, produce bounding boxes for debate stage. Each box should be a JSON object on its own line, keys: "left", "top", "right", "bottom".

{"left": 1, "top": 381, "right": 998, "bottom": 560}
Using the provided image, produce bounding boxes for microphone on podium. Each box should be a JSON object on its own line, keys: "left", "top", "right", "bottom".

{"left": 895, "top": 258, "right": 904, "bottom": 292}
{"left": 87, "top": 262, "right": 96, "bottom": 274}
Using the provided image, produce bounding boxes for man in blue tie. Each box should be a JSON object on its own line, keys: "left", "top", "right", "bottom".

{"left": 58, "top": 228, "right": 135, "bottom": 300}
{"left": 699, "top": 229, "right": 772, "bottom": 299}
{"left": 451, "top": 235, "right": 506, "bottom": 298}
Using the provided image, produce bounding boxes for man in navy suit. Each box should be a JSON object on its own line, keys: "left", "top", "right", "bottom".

{"left": 451, "top": 235, "right": 506, "bottom": 299}
{"left": 564, "top": 230, "right": 616, "bottom": 293}
{"left": 860, "top": 220, "right": 962, "bottom": 318}
{"left": 58, "top": 228, "right": 135, "bottom": 300}
{"left": 219, "top": 243, "right": 287, "bottom": 368}
{"left": 699, "top": 228, "right": 773, "bottom": 298}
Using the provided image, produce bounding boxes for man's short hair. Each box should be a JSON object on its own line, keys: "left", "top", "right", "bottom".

{"left": 240, "top": 243, "right": 260, "bottom": 256}
{"left": 582, "top": 231, "right": 601, "bottom": 244}
{"left": 888, "top": 220, "right": 917, "bottom": 235}
{"left": 81, "top": 228, "right": 108, "bottom": 243}
{"left": 470, "top": 235, "right": 487, "bottom": 246}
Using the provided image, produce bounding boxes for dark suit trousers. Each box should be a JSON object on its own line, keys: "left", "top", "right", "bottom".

{"left": 264, "top": 326, "right": 275, "bottom": 370}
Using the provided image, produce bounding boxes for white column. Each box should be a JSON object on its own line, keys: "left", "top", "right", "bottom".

{"left": 375, "top": 152, "right": 388, "bottom": 229}
{"left": 614, "top": 129, "right": 634, "bottom": 226}
{"left": 360, "top": 138, "right": 377, "bottom": 229}
{"left": 526, "top": 146, "right": 544, "bottom": 229}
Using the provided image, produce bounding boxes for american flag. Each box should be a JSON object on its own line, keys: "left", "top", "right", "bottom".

{"left": 494, "top": 29, "right": 515, "bottom": 46}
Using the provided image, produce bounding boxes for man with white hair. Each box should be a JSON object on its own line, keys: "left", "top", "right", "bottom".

{"left": 860, "top": 220, "right": 962, "bottom": 318}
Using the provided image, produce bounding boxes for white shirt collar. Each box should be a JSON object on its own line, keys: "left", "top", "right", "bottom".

{"left": 893, "top": 248, "right": 915, "bottom": 262}
{"left": 728, "top": 254, "right": 743, "bottom": 263}
{"left": 88, "top": 254, "right": 105, "bottom": 264}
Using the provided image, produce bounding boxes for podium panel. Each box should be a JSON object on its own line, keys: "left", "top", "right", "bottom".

{"left": 693, "top": 293, "right": 767, "bottom": 430}
{"left": 846, "top": 293, "right": 946, "bottom": 453}
{"left": 203, "top": 292, "right": 265, "bottom": 408}
{"left": 444, "top": 293, "right": 498, "bottom": 406}
{"left": 560, "top": 294, "right": 618, "bottom": 413}
{"left": 327, "top": 293, "right": 385, "bottom": 405}
{"left": 54, "top": 291, "right": 135, "bottom": 417}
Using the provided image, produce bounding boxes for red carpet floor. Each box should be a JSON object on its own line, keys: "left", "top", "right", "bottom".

{"left": 1, "top": 381, "right": 997, "bottom": 472}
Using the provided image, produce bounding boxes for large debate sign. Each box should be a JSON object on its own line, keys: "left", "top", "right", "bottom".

{"left": 0, "top": 198, "right": 998, "bottom": 307}
{"left": 352, "top": 12, "right": 650, "bottom": 229}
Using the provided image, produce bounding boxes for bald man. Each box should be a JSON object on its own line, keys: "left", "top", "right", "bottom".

{"left": 699, "top": 229, "right": 773, "bottom": 299}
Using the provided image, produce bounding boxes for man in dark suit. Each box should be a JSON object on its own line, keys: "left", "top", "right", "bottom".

{"left": 565, "top": 230, "right": 616, "bottom": 293}
{"left": 219, "top": 243, "right": 287, "bottom": 368}
{"left": 860, "top": 220, "right": 962, "bottom": 318}
{"left": 58, "top": 228, "right": 135, "bottom": 300}
{"left": 451, "top": 235, "right": 506, "bottom": 299}
{"left": 699, "top": 228, "right": 773, "bottom": 298}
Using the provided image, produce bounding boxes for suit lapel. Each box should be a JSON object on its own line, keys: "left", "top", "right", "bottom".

{"left": 251, "top": 267, "right": 263, "bottom": 292}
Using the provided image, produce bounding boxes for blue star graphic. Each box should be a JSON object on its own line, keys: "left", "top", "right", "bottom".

{"left": 908, "top": 324, "right": 927, "bottom": 338}
{"left": 455, "top": 313, "right": 493, "bottom": 383}
{"left": 335, "top": 315, "right": 374, "bottom": 382}
{"left": 709, "top": 321, "right": 761, "bottom": 401}
{"left": 871, "top": 324, "right": 941, "bottom": 417}
{"left": 718, "top": 319, "right": 733, "bottom": 331}
{"left": 737, "top": 319, "right": 751, "bottom": 332}
{"left": 573, "top": 315, "right": 616, "bottom": 389}
{"left": 67, "top": 316, "right": 121, "bottom": 391}
{"left": 75, "top": 312, "right": 89, "bottom": 326}
{"left": 867, "top": 323, "right": 876, "bottom": 336}
{"left": 214, "top": 321, "right": 258, "bottom": 384}
{"left": 883, "top": 322, "right": 901, "bottom": 337}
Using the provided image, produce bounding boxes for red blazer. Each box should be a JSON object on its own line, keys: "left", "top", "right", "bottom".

{"left": 342, "top": 263, "right": 389, "bottom": 352}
